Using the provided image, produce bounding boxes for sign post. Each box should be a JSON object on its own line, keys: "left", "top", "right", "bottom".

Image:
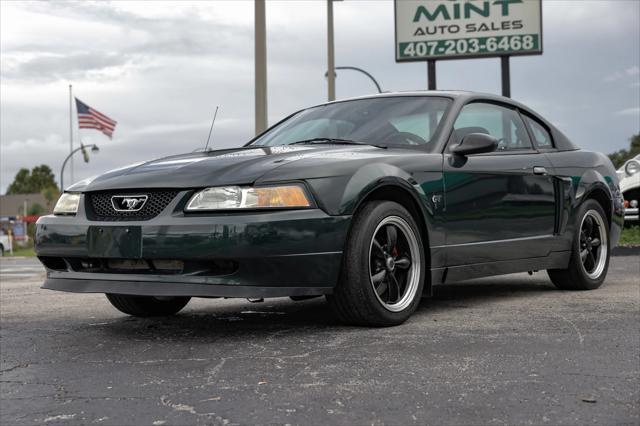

{"left": 501, "top": 55, "right": 510, "bottom": 97}
{"left": 394, "top": 0, "right": 542, "bottom": 97}
{"left": 427, "top": 59, "right": 436, "bottom": 90}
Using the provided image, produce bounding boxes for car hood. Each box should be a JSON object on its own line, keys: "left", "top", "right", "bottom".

{"left": 69, "top": 145, "right": 394, "bottom": 192}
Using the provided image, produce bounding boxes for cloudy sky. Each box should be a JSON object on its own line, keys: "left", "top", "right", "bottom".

{"left": 1, "top": 0, "right": 639, "bottom": 193}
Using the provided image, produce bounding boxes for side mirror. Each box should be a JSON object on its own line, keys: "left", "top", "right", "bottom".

{"left": 451, "top": 133, "right": 498, "bottom": 156}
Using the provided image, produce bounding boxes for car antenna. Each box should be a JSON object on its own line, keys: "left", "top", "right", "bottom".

{"left": 204, "top": 106, "right": 219, "bottom": 152}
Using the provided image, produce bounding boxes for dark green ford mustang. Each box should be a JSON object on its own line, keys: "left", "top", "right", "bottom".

{"left": 36, "top": 91, "right": 624, "bottom": 326}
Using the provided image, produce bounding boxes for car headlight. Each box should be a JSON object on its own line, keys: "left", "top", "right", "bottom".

{"left": 53, "top": 193, "right": 81, "bottom": 215}
{"left": 185, "top": 185, "right": 311, "bottom": 211}
{"left": 625, "top": 160, "right": 639, "bottom": 176}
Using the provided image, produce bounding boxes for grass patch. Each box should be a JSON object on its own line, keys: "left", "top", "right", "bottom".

{"left": 4, "top": 245, "right": 36, "bottom": 257}
{"left": 619, "top": 225, "right": 640, "bottom": 247}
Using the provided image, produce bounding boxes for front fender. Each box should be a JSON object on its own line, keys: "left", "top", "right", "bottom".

{"left": 304, "top": 161, "right": 444, "bottom": 250}
{"left": 341, "top": 163, "right": 427, "bottom": 215}
{"left": 303, "top": 163, "right": 430, "bottom": 216}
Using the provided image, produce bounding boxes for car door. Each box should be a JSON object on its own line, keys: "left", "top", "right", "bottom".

{"left": 442, "top": 101, "right": 557, "bottom": 266}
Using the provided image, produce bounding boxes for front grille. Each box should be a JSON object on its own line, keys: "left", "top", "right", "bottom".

{"left": 86, "top": 190, "right": 180, "bottom": 221}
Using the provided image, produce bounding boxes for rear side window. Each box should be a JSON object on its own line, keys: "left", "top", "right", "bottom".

{"left": 523, "top": 116, "right": 554, "bottom": 149}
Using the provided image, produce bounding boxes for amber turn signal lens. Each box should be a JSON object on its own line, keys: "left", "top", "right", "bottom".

{"left": 254, "top": 186, "right": 310, "bottom": 208}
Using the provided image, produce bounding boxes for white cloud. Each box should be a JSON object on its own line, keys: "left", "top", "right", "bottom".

{"left": 615, "top": 107, "right": 640, "bottom": 117}
{"left": 1, "top": 0, "right": 640, "bottom": 193}
{"left": 604, "top": 66, "right": 640, "bottom": 83}
{"left": 544, "top": 1, "right": 638, "bottom": 39}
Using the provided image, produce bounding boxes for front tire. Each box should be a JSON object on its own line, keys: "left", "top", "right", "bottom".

{"left": 548, "top": 199, "right": 610, "bottom": 290}
{"left": 106, "top": 294, "right": 191, "bottom": 317}
{"left": 328, "top": 201, "right": 426, "bottom": 326}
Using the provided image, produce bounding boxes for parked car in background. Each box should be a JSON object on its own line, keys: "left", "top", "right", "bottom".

{"left": 35, "top": 91, "right": 624, "bottom": 326}
{"left": 0, "top": 233, "right": 12, "bottom": 256}
{"left": 617, "top": 154, "right": 639, "bottom": 225}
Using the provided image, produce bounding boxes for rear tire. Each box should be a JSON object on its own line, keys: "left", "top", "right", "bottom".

{"left": 327, "top": 201, "right": 426, "bottom": 327}
{"left": 106, "top": 294, "right": 190, "bottom": 317}
{"left": 548, "top": 199, "right": 610, "bottom": 290}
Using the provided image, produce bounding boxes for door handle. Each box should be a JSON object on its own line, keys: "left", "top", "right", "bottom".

{"left": 533, "top": 166, "right": 547, "bottom": 175}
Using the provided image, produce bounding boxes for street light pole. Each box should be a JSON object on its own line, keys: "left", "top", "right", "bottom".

{"left": 324, "top": 66, "right": 382, "bottom": 94}
{"left": 60, "top": 144, "right": 99, "bottom": 191}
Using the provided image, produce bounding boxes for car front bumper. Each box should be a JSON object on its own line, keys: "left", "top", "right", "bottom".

{"left": 35, "top": 209, "right": 350, "bottom": 298}
{"left": 624, "top": 207, "right": 639, "bottom": 223}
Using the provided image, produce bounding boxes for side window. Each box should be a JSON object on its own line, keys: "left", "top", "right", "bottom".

{"left": 523, "top": 116, "right": 554, "bottom": 149}
{"left": 453, "top": 102, "right": 533, "bottom": 151}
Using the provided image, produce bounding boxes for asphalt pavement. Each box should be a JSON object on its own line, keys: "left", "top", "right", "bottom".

{"left": 1, "top": 253, "right": 638, "bottom": 425}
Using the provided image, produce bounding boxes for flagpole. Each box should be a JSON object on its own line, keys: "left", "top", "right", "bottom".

{"left": 68, "top": 84, "right": 74, "bottom": 187}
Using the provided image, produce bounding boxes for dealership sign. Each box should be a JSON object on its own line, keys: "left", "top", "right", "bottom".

{"left": 394, "top": 0, "right": 542, "bottom": 62}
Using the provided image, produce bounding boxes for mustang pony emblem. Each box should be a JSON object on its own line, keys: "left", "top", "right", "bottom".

{"left": 111, "top": 195, "right": 148, "bottom": 212}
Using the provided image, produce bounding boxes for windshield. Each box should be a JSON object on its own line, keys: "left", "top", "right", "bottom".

{"left": 250, "top": 96, "right": 451, "bottom": 149}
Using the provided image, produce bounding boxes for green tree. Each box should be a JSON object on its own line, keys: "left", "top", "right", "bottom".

{"left": 6, "top": 165, "right": 59, "bottom": 195}
{"left": 30, "top": 165, "right": 57, "bottom": 192}
{"left": 41, "top": 186, "right": 61, "bottom": 210}
{"left": 609, "top": 134, "right": 640, "bottom": 169}
{"left": 6, "top": 168, "right": 32, "bottom": 194}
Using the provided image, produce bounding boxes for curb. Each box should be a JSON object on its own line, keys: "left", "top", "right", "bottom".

{"left": 612, "top": 246, "right": 640, "bottom": 257}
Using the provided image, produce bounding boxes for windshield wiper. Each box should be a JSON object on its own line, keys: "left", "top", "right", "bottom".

{"left": 289, "top": 138, "right": 386, "bottom": 149}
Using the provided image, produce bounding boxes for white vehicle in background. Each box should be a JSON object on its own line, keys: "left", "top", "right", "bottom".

{"left": 618, "top": 155, "right": 640, "bottom": 224}
{"left": 0, "top": 234, "right": 12, "bottom": 256}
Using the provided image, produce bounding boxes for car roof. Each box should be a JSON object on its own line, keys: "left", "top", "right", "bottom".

{"left": 308, "top": 90, "right": 579, "bottom": 152}
{"left": 321, "top": 90, "right": 523, "bottom": 108}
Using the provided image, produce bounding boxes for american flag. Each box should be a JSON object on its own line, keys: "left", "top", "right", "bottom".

{"left": 75, "top": 98, "right": 117, "bottom": 138}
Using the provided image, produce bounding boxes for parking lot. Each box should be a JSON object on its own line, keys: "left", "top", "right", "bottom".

{"left": 1, "top": 253, "right": 638, "bottom": 425}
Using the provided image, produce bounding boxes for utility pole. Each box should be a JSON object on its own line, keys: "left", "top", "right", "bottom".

{"left": 68, "top": 84, "right": 74, "bottom": 185}
{"left": 254, "top": 0, "right": 268, "bottom": 135}
{"left": 327, "top": 0, "right": 336, "bottom": 101}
